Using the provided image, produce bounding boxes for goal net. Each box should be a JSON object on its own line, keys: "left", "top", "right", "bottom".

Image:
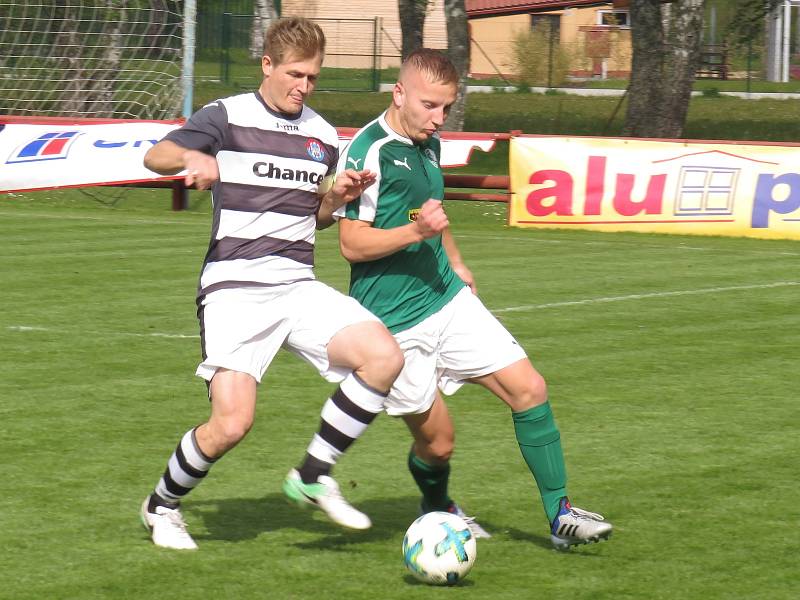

{"left": 0, "top": 1, "right": 185, "bottom": 119}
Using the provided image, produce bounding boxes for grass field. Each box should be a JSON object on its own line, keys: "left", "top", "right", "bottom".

{"left": 1, "top": 189, "right": 798, "bottom": 599}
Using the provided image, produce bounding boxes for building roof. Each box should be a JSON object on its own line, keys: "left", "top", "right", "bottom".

{"left": 466, "top": 0, "right": 610, "bottom": 18}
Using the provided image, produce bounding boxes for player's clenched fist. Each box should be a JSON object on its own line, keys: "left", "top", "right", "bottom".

{"left": 414, "top": 199, "right": 449, "bottom": 239}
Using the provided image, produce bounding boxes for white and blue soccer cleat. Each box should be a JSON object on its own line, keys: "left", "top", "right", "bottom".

{"left": 550, "top": 497, "right": 612, "bottom": 551}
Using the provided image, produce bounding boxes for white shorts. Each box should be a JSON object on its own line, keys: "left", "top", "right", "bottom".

{"left": 385, "top": 286, "right": 527, "bottom": 416}
{"left": 196, "top": 280, "right": 380, "bottom": 383}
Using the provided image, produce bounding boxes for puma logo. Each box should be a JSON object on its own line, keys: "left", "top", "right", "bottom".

{"left": 347, "top": 157, "right": 362, "bottom": 169}
{"left": 393, "top": 157, "right": 411, "bottom": 171}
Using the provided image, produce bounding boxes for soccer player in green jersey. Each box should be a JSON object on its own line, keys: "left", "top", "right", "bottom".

{"left": 285, "top": 48, "right": 612, "bottom": 550}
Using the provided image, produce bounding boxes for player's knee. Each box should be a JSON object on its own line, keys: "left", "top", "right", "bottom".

{"left": 211, "top": 415, "right": 253, "bottom": 451}
{"left": 418, "top": 436, "right": 454, "bottom": 464}
{"left": 511, "top": 372, "right": 548, "bottom": 411}
{"left": 364, "top": 332, "right": 404, "bottom": 385}
{"left": 429, "top": 438, "right": 454, "bottom": 463}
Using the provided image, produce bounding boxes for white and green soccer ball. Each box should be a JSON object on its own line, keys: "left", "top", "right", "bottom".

{"left": 402, "top": 511, "right": 477, "bottom": 586}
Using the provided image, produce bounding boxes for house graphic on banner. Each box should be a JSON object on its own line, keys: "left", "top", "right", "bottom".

{"left": 652, "top": 150, "right": 780, "bottom": 218}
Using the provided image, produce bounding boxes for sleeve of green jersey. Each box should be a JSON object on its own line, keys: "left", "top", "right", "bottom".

{"left": 333, "top": 130, "right": 383, "bottom": 223}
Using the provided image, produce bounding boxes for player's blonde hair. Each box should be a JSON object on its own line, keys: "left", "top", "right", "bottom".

{"left": 263, "top": 17, "right": 326, "bottom": 65}
{"left": 400, "top": 48, "right": 459, "bottom": 86}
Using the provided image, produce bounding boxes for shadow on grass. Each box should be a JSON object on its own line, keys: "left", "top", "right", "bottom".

{"left": 402, "top": 574, "right": 476, "bottom": 588}
{"left": 189, "top": 494, "right": 424, "bottom": 547}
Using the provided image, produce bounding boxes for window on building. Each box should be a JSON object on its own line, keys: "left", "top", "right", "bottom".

{"left": 597, "top": 9, "right": 629, "bottom": 28}
{"left": 531, "top": 14, "right": 561, "bottom": 38}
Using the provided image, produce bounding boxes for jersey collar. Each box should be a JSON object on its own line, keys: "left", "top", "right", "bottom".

{"left": 253, "top": 91, "right": 304, "bottom": 121}
{"left": 378, "top": 111, "right": 413, "bottom": 145}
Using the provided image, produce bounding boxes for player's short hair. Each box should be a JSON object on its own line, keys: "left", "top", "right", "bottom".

{"left": 400, "top": 48, "right": 459, "bottom": 86}
{"left": 264, "top": 17, "right": 326, "bottom": 65}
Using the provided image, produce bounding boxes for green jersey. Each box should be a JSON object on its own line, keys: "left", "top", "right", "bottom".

{"left": 338, "top": 112, "right": 465, "bottom": 333}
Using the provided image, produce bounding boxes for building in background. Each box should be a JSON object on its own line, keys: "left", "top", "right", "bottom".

{"left": 466, "top": 0, "right": 631, "bottom": 80}
{"left": 281, "top": 0, "right": 631, "bottom": 80}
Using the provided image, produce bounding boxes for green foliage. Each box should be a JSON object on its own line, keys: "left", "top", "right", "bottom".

{"left": 511, "top": 24, "right": 571, "bottom": 88}
{"left": 724, "top": 0, "right": 782, "bottom": 48}
{"left": 702, "top": 87, "right": 722, "bottom": 97}
{"left": 1, "top": 192, "right": 798, "bottom": 599}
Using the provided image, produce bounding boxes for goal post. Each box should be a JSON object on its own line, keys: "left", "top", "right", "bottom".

{"left": 0, "top": 0, "right": 191, "bottom": 120}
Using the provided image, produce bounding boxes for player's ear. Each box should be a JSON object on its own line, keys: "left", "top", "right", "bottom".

{"left": 393, "top": 81, "right": 405, "bottom": 108}
{"left": 262, "top": 55, "right": 273, "bottom": 78}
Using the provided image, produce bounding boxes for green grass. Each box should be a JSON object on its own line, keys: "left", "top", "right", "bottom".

{"left": 1, "top": 190, "right": 798, "bottom": 599}
{"left": 301, "top": 92, "right": 800, "bottom": 144}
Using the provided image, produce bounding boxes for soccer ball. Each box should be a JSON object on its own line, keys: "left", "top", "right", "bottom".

{"left": 402, "top": 511, "right": 477, "bottom": 586}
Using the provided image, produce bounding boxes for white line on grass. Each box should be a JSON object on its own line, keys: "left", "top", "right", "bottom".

{"left": 8, "top": 281, "right": 797, "bottom": 336}
{"left": 6, "top": 325, "right": 198, "bottom": 339}
{"left": 458, "top": 234, "right": 800, "bottom": 256}
{"left": 493, "top": 281, "right": 800, "bottom": 313}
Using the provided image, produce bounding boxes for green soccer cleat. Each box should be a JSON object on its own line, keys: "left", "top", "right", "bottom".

{"left": 283, "top": 468, "right": 372, "bottom": 530}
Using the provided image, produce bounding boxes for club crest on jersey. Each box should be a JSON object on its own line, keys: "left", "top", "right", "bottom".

{"left": 6, "top": 131, "right": 82, "bottom": 164}
{"left": 306, "top": 138, "right": 326, "bottom": 162}
{"left": 408, "top": 208, "right": 420, "bottom": 222}
{"left": 424, "top": 148, "right": 438, "bottom": 167}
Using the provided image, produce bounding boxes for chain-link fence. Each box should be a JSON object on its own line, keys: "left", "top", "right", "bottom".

{"left": 196, "top": 4, "right": 391, "bottom": 91}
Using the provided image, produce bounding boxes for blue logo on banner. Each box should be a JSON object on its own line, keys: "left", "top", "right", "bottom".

{"left": 7, "top": 131, "right": 81, "bottom": 164}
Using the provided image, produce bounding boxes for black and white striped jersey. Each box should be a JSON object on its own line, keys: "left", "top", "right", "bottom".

{"left": 164, "top": 92, "right": 339, "bottom": 297}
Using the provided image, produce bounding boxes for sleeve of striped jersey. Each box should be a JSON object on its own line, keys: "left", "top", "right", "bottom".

{"left": 335, "top": 137, "right": 381, "bottom": 223}
{"left": 163, "top": 101, "right": 228, "bottom": 155}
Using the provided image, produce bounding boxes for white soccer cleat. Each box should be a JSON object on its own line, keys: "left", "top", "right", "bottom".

{"left": 140, "top": 496, "right": 198, "bottom": 550}
{"left": 283, "top": 468, "right": 372, "bottom": 530}
{"left": 448, "top": 503, "right": 492, "bottom": 539}
{"left": 550, "top": 498, "right": 612, "bottom": 551}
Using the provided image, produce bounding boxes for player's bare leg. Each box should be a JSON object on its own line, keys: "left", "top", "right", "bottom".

{"left": 284, "top": 321, "right": 403, "bottom": 529}
{"left": 403, "top": 393, "right": 491, "bottom": 538}
{"left": 472, "top": 359, "right": 612, "bottom": 550}
{"left": 142, "top": 369, "right": 257, "bottom": 550}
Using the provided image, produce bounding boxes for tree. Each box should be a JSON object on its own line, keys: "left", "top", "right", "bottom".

{"left": 443, "top": 0, "right": 469, "bottom": 131}
{"left": 623, "top": 0, "right": 705, "bottom": 138}
{"left": 398, "top": 0, "right": 428, "bottom": 60}
{"left": 250, "top": 0, "right": 278, "bottom": 59}
{"left": 725, "top": 0, "right": 780, "bottom": 48}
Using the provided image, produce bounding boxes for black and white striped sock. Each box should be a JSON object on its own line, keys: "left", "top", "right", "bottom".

{"left": 151, "top": 427, "right": 216, "bottom": 507}
{"left": 297, "top": 372, "right": 386, "bottom": 483}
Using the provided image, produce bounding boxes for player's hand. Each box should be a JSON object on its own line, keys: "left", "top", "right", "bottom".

{"left": 414, "top": 199, "right": 449, "bottom": 239}
{"left": 183, "top": 150, "right": 219, "bottom": 190}
{"left": 451, "top": 262, "right": 477, "bottom": 294}
{"left": 329, "top": 169, "right": 377, "bottom": 209}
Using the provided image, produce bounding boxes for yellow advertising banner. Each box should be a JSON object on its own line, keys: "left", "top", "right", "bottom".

{"left": 509, "top": 136, "right": 800, "bottom": 240}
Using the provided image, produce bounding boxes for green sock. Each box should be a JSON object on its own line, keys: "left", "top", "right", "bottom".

{"left": 408, "top": 450, "right": 452, "bottom": 512}
{"left": 512, "top": 402, "right": 567, "bottom": 523}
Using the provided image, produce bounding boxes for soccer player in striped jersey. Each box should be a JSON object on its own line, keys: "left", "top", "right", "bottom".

{"left": 138, "top": 17, "right": 404, "bottom": 550}
{"left": 291, "top": 48, "right": 613, "bottom": 550}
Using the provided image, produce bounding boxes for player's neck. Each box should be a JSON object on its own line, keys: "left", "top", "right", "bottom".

{"left": 384, "top": 107, "right": 411, "bottom": 141}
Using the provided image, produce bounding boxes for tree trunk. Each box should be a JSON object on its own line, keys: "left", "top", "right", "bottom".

{"left": 53, "top": 1, "right": 85, "bottom": 115}
{"left": 443, "top": 0, "right": 469, "bottom": 131}
{"left": 623, "top": 0, "right": 705, "bottom": 138}
{"left": 250, "top": 0, "right": 278, "bottom": 59}
{"left": 398, "top": 0, "right": 428, "bottom": 60}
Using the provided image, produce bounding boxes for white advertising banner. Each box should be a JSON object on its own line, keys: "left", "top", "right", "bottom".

{"left": 0, "top": 118, "right": 496, "bottom": 193}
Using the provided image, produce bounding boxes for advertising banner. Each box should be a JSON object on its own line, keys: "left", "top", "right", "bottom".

{"left": 0, "top": 118, "right": 496, "bottom": 193}
{"left": 510, "top": 136, "right": 800, "bottom": 240}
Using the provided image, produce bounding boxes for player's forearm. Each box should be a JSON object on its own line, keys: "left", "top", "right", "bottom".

{"left": 340, "top": 223, "right": 425, "bottom": 263}
{"left": 143, "top": 140, "right": 194, "bottom": 175}
{"left": 441, "top": 228, "right": 464, "bottom": 266}
{"left": 316, "top": 190, "right": 343, "bottom": 230}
